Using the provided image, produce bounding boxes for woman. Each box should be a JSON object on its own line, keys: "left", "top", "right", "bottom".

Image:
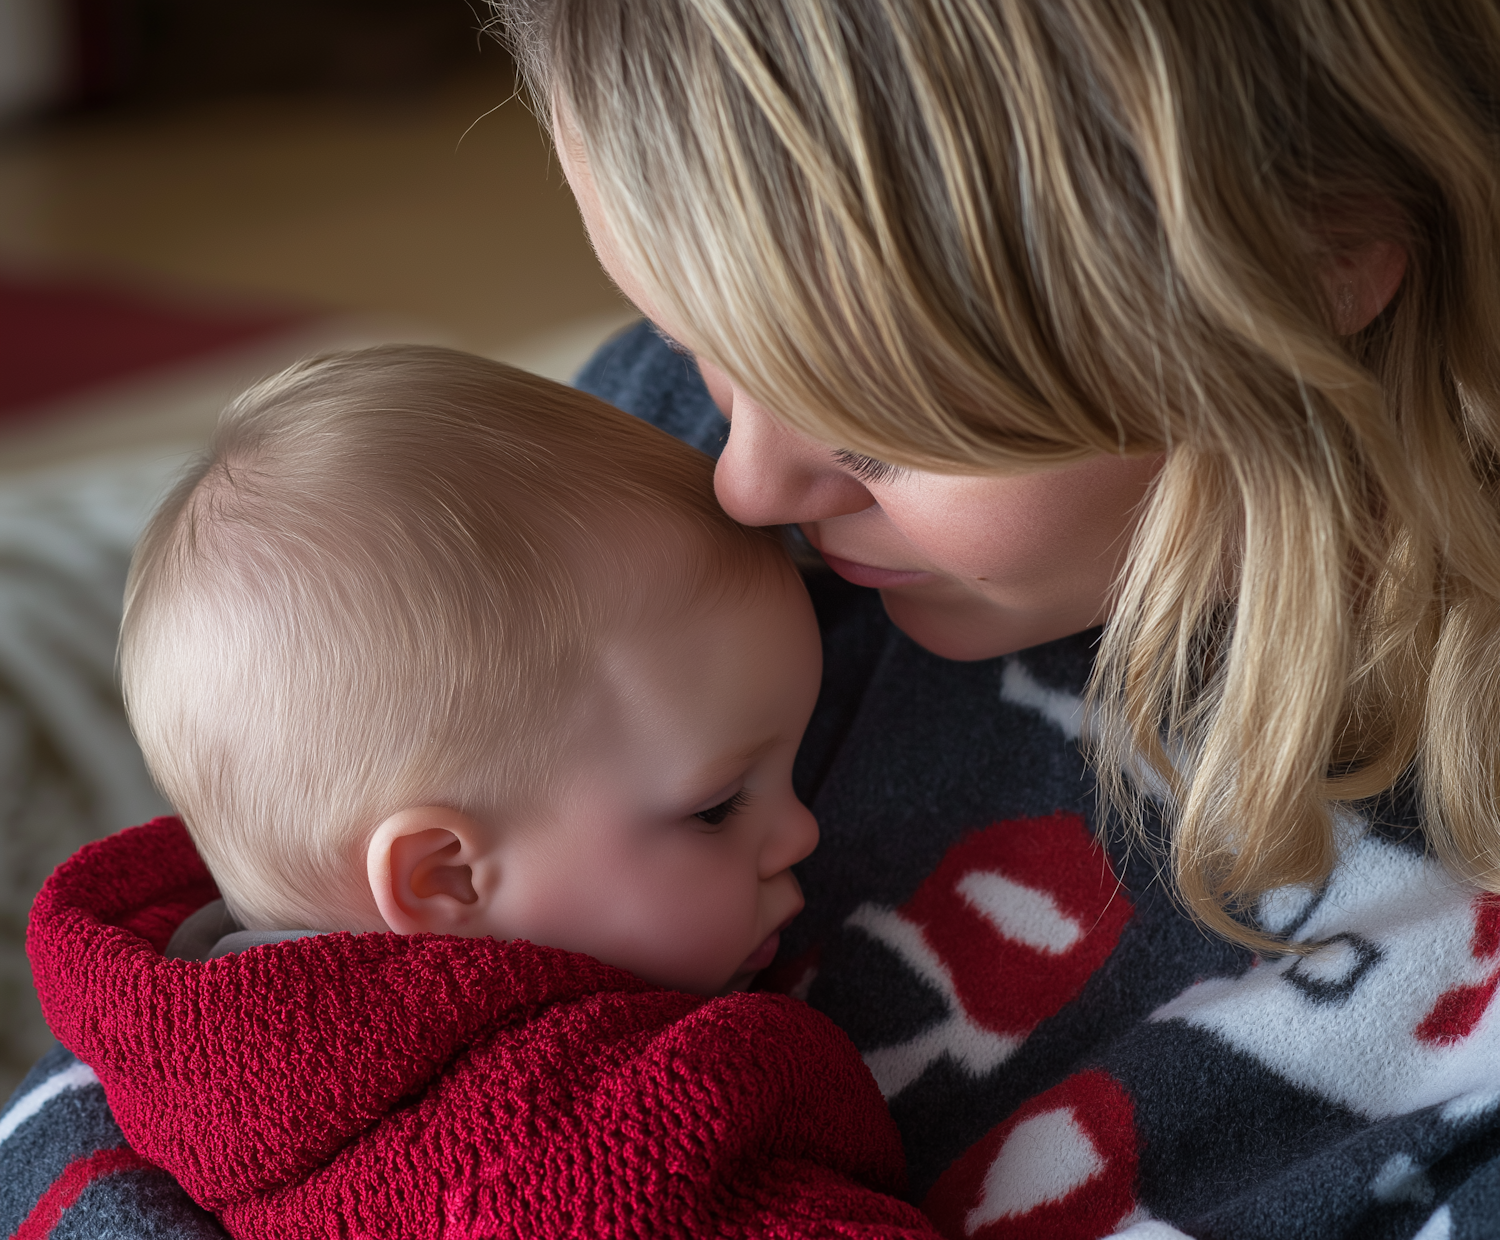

{"left": 9, "top": 2, "right": 1500, "bottom": 1236}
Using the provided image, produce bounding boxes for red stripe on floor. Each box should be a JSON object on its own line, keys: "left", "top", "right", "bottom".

{"left": 0, "top": 272, "right": 308, "bottom": 423}
{"left": 13, "top": 1146, "right": 152, "bottom": 1240}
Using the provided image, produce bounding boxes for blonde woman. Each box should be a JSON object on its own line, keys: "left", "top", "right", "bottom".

{"left": 8, "top": 2, "right": 1500, "bottom": 1237}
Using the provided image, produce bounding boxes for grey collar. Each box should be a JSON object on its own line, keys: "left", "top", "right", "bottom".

{"left": 163, "top": 899, "right": 323, "bottom": 961}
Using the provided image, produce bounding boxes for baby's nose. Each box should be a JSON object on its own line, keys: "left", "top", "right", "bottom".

{"left": 761, "top": 801, "right": 819, "bottom": 877}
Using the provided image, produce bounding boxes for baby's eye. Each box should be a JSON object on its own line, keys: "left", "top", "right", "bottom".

{"left": 832, "top": 448, "right": 902, "bottom": 486}
{"left": 694, "top": 789, "right": 750, "bottom": 827}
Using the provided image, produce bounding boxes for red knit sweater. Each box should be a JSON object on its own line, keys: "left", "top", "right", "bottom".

{"left": 28, "top": 818, "right": 939, "bottom": 1238}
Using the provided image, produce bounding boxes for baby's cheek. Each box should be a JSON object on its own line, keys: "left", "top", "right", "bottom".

{"left": 672, "top": 870, "right": 758, "bottom": 950}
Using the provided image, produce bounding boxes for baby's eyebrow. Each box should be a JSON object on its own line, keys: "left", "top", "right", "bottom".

{"left": 695, "top": 737, "right": 779, "bottom": 789}
{"left": 729, "top": 736, "right": 779, "bottom": 766}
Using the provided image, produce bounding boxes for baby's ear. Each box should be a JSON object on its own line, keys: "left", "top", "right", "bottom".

{"left": 367, "top": 806, "right": 488, "bottom": 935}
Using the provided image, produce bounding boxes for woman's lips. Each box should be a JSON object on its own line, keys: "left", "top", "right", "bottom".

{"left": 818, "top": 550, "right": 933, "bottom": 589}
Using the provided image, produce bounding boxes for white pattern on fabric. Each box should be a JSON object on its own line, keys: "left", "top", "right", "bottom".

{"left": 999, "top": 659, "right": 1086, "bottom": 740}
{"left": 1108, "top": 1222, "right": 1194, "bottom": 1239}
{"left": 956, "top": 871, "right": 1085, "bottom": 955}
{"left": 0, "top": 1061, "right": 100, "bottom": 1146}
{"left": 965, "top": 1105, "right": 1104, "bottom": 1231}
{"left": 1370, "top": 1153, "right": 1435, "bottom": 1205}
{"left": 847, "top": 903, "right": 1022, "bottom": 1097}
{"left": 1152, "top": 832, "right": 1500, "bottom": 1119}
{"left": 1413, "top": 1204, "right": 1453, "bottom": 1240}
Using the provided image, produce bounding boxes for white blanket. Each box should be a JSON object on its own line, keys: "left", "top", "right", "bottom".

{"left": 0, "top": 448, "right": 189, "bottom": 1094}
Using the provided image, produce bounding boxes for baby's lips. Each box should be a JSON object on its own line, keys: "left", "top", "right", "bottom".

{"left": 741, "top": 909, "right": 801, "bottom": 975}
{"left": 741, "top": 930, "right": 782, "bottom": 975}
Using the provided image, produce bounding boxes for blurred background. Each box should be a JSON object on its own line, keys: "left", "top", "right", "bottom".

{"left": 0, "top": 0, "right": 636, "bottom": 1096}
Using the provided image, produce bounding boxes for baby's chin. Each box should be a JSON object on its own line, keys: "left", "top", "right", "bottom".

{"left": 719, "top": 967, "right": 769, "bottom": 996}
{"left": 715, "top": 961, "right": 761, "bottom": 996}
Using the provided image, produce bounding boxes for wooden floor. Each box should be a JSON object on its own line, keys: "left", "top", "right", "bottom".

{"left": 0, "top": 58, "right": 631, "bottom": 361}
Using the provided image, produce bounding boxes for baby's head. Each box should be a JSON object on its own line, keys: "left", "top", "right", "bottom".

{"left": 123, "top": 344, "right": 820, "bottom": 994}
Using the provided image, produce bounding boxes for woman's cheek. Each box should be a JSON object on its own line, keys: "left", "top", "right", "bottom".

{"left": 884, "top": 481, "right": 1053, "bottom": 586}
{"left": 888, "top": 457, "right": 1160, "bottom": 589}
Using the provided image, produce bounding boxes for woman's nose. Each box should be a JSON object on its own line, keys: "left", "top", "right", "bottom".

{"left": 760, "top": 801, "right": 820, "bottom": 878}
{"left": 713, "top": 391, "right": 876, "bottom": 528}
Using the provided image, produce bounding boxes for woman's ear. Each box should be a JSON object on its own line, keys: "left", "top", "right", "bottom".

{"left": 1323, "top": 235, "right": 1408, "bottom": 335}
{"left": 367, "top": 806, "right": 489, "bottom": 935}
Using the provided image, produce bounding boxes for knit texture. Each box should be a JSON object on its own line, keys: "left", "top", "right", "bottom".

{"left": 27, "top": 817, "right": 938, "bottom": 1239}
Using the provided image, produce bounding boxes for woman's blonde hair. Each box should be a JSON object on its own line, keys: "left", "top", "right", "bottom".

{"left": 123, "top": 345, "right": 781, "bottom": 930}
{"left": 498, "top": 0, "right": 1500, "bottom": 947}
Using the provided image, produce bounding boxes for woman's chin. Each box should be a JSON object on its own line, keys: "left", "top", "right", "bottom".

{"left": 878, "top": 589, "right": 1080, "bottom": 662}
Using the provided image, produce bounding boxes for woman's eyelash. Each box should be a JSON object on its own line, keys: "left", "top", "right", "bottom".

{"left": 694, "top": 789, "right": 750, "bottom": 827}
{"left": 650, "top": 324, "right": 695, "bottom": 357}
{"left": 832, "top": 448, "right": 902, "bottom": 486}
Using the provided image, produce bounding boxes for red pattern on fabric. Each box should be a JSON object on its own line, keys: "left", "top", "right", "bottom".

{"left": 14, "top": 1147, "right": 152, "bottom": 1240}
{"left": 1416, "top": 972, "right": 1500, "bottom": 1046}
{"left": 1415, "top": 893, "right": 1500, "bottom": 1046}
{"left": 1472, "top": 894, "right": 1500, "bottom": 960}
{"left": 921, "top": 1070, "right": 1138, "bottom": 1240}
{"left": 900, "top": 813, "right": 1132, "bottom": 1035}
{"left": 28, "top": 819, "right": 941, "bottom": 1239}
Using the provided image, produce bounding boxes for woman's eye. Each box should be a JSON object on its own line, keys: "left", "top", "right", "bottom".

{"left": 832, "top": 448, "right": 901, "bottom": 486}
{"left": 694, "top": 789, "right": 750, "bottom": 827}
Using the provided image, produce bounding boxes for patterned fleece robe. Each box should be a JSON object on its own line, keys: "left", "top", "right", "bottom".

{"left": 25, "top": 817, "right": 939, "bottom": 1240}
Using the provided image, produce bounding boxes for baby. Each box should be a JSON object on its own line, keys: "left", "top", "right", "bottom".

{"left": 27, "top": 345, "right": 937, "bottom": 1239}
{"left": 138, "top": 342, "right": 818, "bottom": 995}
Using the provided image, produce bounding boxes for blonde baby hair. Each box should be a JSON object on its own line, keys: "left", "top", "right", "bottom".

{"left": 497, "top": 0, "right": 1500, "bottom": 949}
{"left": 122, "top": 344, "right": 782, "bottom": 931}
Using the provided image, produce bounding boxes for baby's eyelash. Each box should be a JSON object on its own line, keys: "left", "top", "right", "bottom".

{"left": 832, "top": 448, "right": 902, "bottom": 486}
{"left": 694, "top": 789, "right": 750, "bottom": 827}
{"left": 650, "top": 323, "right": 695, "bottom": 357}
